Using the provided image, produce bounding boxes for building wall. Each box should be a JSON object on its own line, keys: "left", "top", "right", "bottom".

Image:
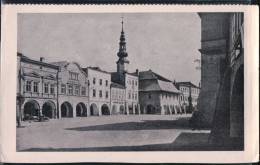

{"left": 179, "top": 85, "right": 200, "bottom": 108}
{"left": 111, "top": 87, "right": 126, "bottom": 114}
{"left": 125, "top": 73, "right": 139, "bottom": 114}
{"left": 18, "top": 57, "right": 59, "bottom": 120}
{"left": 87, "top": 68, "right": 111, "bottom": 115}
{"left": 198, "top": 13, "right": 230, "bottom": 126}
{"left": 160, "top": 92, "right": 180, "bottom": 115}
{"left": 58, "top": 62, "right": 89, "bottom": 118}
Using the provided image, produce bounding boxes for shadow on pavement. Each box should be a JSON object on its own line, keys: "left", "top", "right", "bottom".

{"left": 65, "top": 117, "right": 208, "bottom": 131}
{"left": 19, "top": 132, "right": 243, "bottom": 151}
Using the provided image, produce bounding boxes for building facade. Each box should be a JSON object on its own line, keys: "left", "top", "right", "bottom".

{"left": 139, "top": 70, "right": 181, "bottom": 115}
{"left": 111, "top": 82, "right": 126, "bottom": 115}
{"left": 17, "top": 53, "right": 59, "bottom": 121}
{"left": 175, "top": 82, "right": 200, "bottom": 113}
{"left": 198, "top": 13, "right": 244, "bottom": 148}
{"left": 83, "top": 67, "right": 111, "bottom": 116}
{"left": 52, "top": 61, "right": 89, "bottom": 118}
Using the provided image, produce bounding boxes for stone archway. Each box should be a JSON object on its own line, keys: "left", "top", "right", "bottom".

{"left": 42, "top": 101, "right": 56, "bottom": 119}
{"left": 146, "top": 104, "right": 156, "bottom": 114}
{"left": 76, "top": 102, "right": 87, "bottom": 117}
{"left": 230, "top": 66, "right": 244, "bottom": 141}
{"left": 101, "top": 104, "right": 110, "bottom": 115}
{"left": 128, "top": 105, "right": 133, "bottom": 114}
{"left": 111, "top": 104, "right": 117, "bottom": 115}
{"left": 134, "top": 105, "right": 139, "bottom": 115}
{"left": 61, "top": 102, "right": 73, "bottom": 118}
{"left": 90, "top": 103, "right": 99, "bottom": 116}
{"left": 23, "top": 100, "right": 40, "bottom": 120}
{"left": 164, "top": 105, "right": 170, "bottom": 115}
{"left": 170, "top": 105, "right": 175, "bottom": 114}
{"left": 119, "top": 105, "right": 125, "bottom": 114}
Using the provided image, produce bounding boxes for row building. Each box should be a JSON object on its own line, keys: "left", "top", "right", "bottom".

{"left": 16, "top": 20, "right": 199, "bottom": 122}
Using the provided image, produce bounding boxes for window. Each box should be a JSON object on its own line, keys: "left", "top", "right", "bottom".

{"left": 99, "top": 79, "right": 102, "bottom": 86}
{"left": 132, "top": 80, "right": 134, "bottom": 86}
{"left": 105, "top": 80, "right": 108, "bottom": 86}
{"left": 75, "top": 85, "right": 80, "bottom": 95}
{"left": 93, "top": 78, "right": 96, "bottom": 84}
{"left": 50, "top": 84, "right": 55, "bottom": 94}
{"left": 68, "top": 84, "right": 73, "bottom": 95}
{"left": 135, "top": 93, "right": 137, "bottom": 100}
{"left": 135, "top": 81, "right": 137, "bottom": 86}
{"left": 93, "top": 89, "right": 96, "bottom": 97}
{"left": 99, "top": 90, "right": 102, "bottom": 98}
{"left": 44, "top": 83, "right": 49, "bottom": 94}
{"left": 128, "top": 92, "right": 131, "bottom": 99}
{"left": 81, "top": 87, "right": 86, "bottom": 96}
{"left": 69, "top": 72, "right": 78, "bottom": 80}
{"left": 105, "top": 91, "right": 109, "bottom": 98}
{"left": 148, "top": 93, "right": 151, "bottom": 99}
{"left": 33, "top": 82, "right": 38, "bottom": 93}
{"left": 61, "top": 84, "right": 66, "bottom": 94}
{"left": 26, "top": 81, "right": 32, "bottom": 92}
{"left": 132, "top": 93, "right": 134, "bottom": 99}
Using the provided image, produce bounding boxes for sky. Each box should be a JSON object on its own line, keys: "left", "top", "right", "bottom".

{"left": 18, "top": 13, "right": 201, "bottom": 86}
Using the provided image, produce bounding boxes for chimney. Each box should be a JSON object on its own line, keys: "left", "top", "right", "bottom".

{"left": 136, "top": 69, "right": 139, "bottom": 75}
{"left": 40, "top": 57, "right": 45, "bottom": 62}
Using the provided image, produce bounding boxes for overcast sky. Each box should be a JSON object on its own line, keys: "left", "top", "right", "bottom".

{"left": 18, "top": 13, "right": 201, "bottom": 85}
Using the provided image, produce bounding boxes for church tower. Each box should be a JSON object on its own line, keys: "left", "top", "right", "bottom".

{"left": 116, "top": 18, "right": 129, "bottom": 75}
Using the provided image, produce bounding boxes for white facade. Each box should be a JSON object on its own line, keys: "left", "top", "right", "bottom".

{"left": 55, "top": 62, "right": 89, "bottom": 118}
{"left": 125, "top": 73, "right": 139, "bottom": 114}
{"left": 111, "top": 83, "right": 126, "bottom": 115}
{"left": 84, "top": 67, "right": 111, "bottom": 116}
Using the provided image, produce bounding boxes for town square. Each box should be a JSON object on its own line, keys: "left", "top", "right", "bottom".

{"left": 16, "top": 12, "right": 244, "bottom": 151}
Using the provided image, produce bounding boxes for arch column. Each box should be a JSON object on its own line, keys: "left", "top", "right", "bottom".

{"left": 86, "top": 103, "right": 90, "bottom": 116}
{"left": 137, "top": 104, "right": 141, "bottom": 115}
{"left": 126, "top": 102, "right": 129, "bottom": 115}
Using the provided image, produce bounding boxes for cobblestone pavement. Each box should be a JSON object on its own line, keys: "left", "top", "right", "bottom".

{"left": 17, "top": 114, "right": 211, "bottom": 151}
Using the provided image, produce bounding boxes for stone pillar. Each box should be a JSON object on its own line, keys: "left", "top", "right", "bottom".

{"left": 87, "top": 104, "right": 90, "bottom": 117}
{"left": 98, "top": 104, "right": 102, "bottom": 116}
{"left": 132, "top": 103, "right": 135, "bottom": 115}
{"left": 161, "top": 106, "right": 164, "bottom": 115}
{"left": 137, "top": 104, "right": 141, "bottom": 115}
{"left": 72, "top": 104, "right": 76, "bottom": 118}
{"left": 126, "top": 102, "right": 129, "bottom": 115}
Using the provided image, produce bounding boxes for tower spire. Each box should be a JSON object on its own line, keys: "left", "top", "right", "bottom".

{"left": 116, "top": 17, "right": 129, "bottom": 75}
{"left": 121, "top": 16, "right": 124, "bottom": 32}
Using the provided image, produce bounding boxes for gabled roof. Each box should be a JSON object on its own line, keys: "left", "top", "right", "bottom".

{"left": 139, "top": 70, "right": 180, "bottom": 93}
{"left": 139, "top": 70, "right": 172, "bottom": 82}
{"left": 175, "top": 81, "right": 200, "bottom": 89}
{"left": 139, "top": 79, "right": 180, "bottom": 93}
